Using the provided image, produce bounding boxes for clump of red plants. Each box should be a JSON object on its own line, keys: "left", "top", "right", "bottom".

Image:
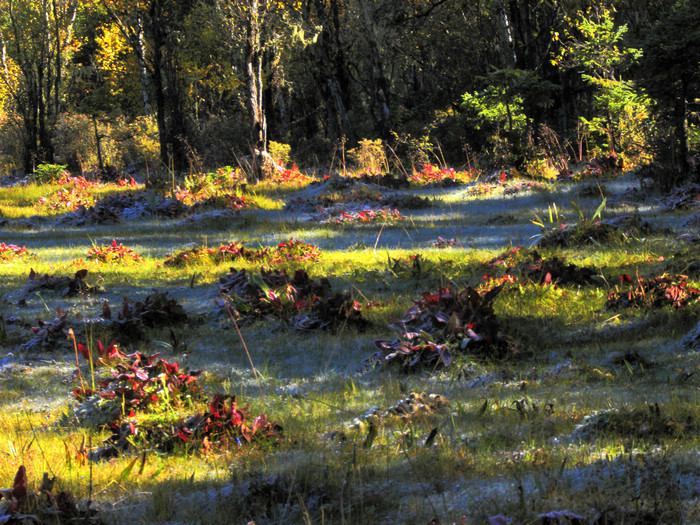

{"left": 218, "top": 267, "right": 368, "bottom": 331}
{"left": 164, "top": 238, "right": 321, "bottom": 268}
{"left": 267, "top": 162, "right": 314, "bottom": 185}
{"left": 320, "top": 207, "right": 405, "bottom": 225}
{"left": 366, "top": 284, "right": 519, "bottom": 372}
{"left": 86, "top": 239, "right": 144, "bottom": 264}
{"left": 0, "top": 243, "right": 30, "bottom": 261}
{"left": 70, "top": 341, "right": 281, "bottom": 459}
{"left": 606, "top": 273, "right": 700, "bottom": 310}
{"left": 0, "top": 465, "right": 98, "bottom": 524}
{"left": 37, "top": 174, "right": 100, "bottom": 211}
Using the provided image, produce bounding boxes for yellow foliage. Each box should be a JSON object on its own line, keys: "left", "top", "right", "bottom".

{"left": 96, "top": 23, "right": 140, "bottom": 100}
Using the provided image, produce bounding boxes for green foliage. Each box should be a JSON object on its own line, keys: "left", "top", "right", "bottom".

{"left": 268, "top": 141, "right": 291, "bottom": 167}
{"left": 554, "top": 5, "right": 650, "bottom": 159}
{"left": 32, "top": 164, "right": 68, "bottom": 184}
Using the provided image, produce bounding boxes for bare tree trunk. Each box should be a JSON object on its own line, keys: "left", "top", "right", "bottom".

{"left": 244, "top": 0, "right": 267, "bottom": 182}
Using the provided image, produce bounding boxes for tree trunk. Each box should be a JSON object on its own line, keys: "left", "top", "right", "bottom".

{"left": 147, "top": 0, "right": 187, "bottom": 172}
{"left": 244, "top": 0, "right": 267, "bottom": 182}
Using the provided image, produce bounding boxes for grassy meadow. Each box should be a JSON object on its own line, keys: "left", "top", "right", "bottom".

{"left": 0, "top": 165, "right": 698, "bottom": 524}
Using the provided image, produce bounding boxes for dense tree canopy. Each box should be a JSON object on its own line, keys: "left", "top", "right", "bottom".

{"left": 0, "top": 0, "right": 696, "bottom": 178}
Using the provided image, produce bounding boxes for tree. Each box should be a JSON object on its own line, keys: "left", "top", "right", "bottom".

{"left": 0, "top": 0, "right": 78, "bottom": 172}
{"left": 639, "top": 0, "right": 700, "bottom": 177}
{"left": 219, "top": 0, "right": 309, "bottom": 181}
{"left": 100, "top": 0, "right": 194, "bottom": 172}
{"left": 553, "top": 4, "right": 648, "bottom": 158}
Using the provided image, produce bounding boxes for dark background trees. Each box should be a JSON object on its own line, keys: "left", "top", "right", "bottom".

{"left": 0, "top": 0, "right": 696, "bottom": 181}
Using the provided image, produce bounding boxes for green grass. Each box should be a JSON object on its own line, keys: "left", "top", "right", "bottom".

{"left": 0, "top": 171, "right": 698, "bottom": 524}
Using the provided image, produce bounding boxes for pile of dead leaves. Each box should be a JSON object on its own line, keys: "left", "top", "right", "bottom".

{"left": 366, "top": 284, "right": 519, "bottom": 372}
{"left": 606, "top": 273, "right": 700, "bottom": 309}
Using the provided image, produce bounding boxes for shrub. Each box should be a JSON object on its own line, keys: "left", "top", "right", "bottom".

{"left": 86, "top": 239, "right": 144, "bottom": 264}
{"left": 348, "top": 138, "right": 388, "bottom": 175}
{"left": 32, "top": 164, "right": 68, "bottom": 184}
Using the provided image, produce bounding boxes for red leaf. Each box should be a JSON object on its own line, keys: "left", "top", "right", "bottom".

{"left": 12, "top": 466, "right": 28, "bottom": 502}
{"left": 73, "top": 388, "right": 93, "bottom": 401}
{"left": 77, "top": 343, "right": 90, "bottom": 360}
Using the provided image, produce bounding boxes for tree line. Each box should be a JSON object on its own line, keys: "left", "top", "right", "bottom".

{"left": 0, "top": 0, "right": 697, "bottom": 183}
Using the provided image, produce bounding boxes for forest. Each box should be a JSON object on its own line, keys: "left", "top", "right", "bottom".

{"left": 0, "top": 1, "right": 699, "bottom": 524}
{"left": 0, "top": 0, "right": 696, "bottom": 181}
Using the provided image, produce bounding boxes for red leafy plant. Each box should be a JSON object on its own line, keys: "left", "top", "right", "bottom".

{"left": 38, "top": 185, "right": 94, "bottom": 211}
{"left": 86, "top": 239, "right": 144, "bottom": 264}
{"left": 164, "top": 241, "right": 264, "bottom": 268}
{"left": 0, "top": 243, "right": 30, "bottom": 261}
{"left": 366, "top": 284, "right": 519, "bottom": 372}
{"left": 70, "top": 345, "right": 281, "bottom": 458}
{"left": 72, "top": 349, "right": 202, "bottom": 415}
{"left": 433, "top": 237, "right": 457, "bottom": 248}
{"left": 218, "top": 268, "right": 368, "bottom": 331}
{"left": 164, "top": 238, "right": 320, "bottom": 268}
{"left": 178, "top": 393, "right": 282, "bottom": 447}
{"left": 177, "top": 166, "right": 245, "bottom": 204}
{"left": 269, "top": 238, "right": 321, "bottom": 264}
{"left": 0, "top": 465, "right": 96, "bottom": 523}
{"left": 267, "top": 163, "right": 314, "bottom": 185}
{"left": 319, "top": 207, "right": 405, "bottom": 225}
{"left": 606, "top": 273, "right": 700, "bottom": 309}
{"left": 37, "top": 175, "right": 97, "bottom": 211}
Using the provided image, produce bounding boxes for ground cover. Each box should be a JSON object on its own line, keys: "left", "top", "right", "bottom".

{"left": 0, "top": 165, "right": 698, "bottom": 524}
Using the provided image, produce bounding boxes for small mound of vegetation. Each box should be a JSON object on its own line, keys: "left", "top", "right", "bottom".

{"left": 164, "top": 238, "right": 321, "bottom": 268}
{"left": 102, "top": 291, "right": 188, "bottom": 343}
{"left": 605, "top": 273, "right": 700, "bottom": 309}
{"left": 68, "top": 346, "right": 281, "bottom": 460}
{"left": 86, "top": 239, "right": 144, "bottom": 264}
{"left": 24, "top": 268, "right": 101, "bottom": 297}
{"left": 366, "top": 284, "right": 519, "bottom": 372}
{"left": 485, "top": 246, "right": 601, "bottom": 286}
{"left": 218, "top": 268, "right": 368, "bottom": 331}
{"left": 0, "top": 243, "right": 30, "bottom": 261}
